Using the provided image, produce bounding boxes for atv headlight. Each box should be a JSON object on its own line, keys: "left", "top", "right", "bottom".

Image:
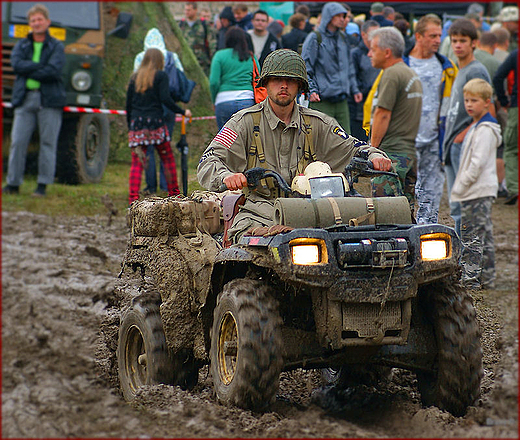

{"left": 420, "top": 233, "right": 451, "bottom": 261}
{"left": 71, "top": 70, "right": 92, "bottom": 92}
{"left": 290, "top": 238, "right": 328, "bottom": 265}
{"left": 309, "top": 175, "right": 346, "bottom": 199}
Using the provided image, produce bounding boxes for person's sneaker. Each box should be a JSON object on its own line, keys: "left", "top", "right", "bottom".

{"left": 2, "top": 185, "right": 19, "bottom": 194}
{"left": 504, "top": 193, "right": 517, "bottom": 205}
{"left": 31, "top": 183, "right": 46, "bottom": 197}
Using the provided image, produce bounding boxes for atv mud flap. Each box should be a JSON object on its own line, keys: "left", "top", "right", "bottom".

{"left": 312, "top": 273, "right": 416, "bottom": 350}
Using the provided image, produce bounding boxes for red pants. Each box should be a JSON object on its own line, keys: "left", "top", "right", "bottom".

{"left": 129, "top": 142, "right": 180, "bottom": 204}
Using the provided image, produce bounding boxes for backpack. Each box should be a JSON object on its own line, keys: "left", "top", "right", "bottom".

{"left": 298, "top": 30, "right": 346, "bottom": 54}
{"left": 164, "top": 52, "right": 196, "bottom": 103}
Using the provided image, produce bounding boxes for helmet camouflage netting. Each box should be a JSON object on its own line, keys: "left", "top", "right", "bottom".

{"left": 257, "top": 49, "right": 310, "bottom": 93}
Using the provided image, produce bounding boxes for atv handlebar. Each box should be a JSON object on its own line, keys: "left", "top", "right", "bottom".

{"left": 218, "top": 167, "right": 292, "bottom": 194}
{"left": 344, "top": 156, "right": 398, "bottom": 179}
{"left": 218, "top": 157, "right": 398, "bottom": 196}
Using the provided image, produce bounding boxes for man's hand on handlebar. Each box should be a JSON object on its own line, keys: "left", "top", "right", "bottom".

{"left": 223, "top": 173, "right": 248, "bottom": 191}
{"left": 371, "top": 157, "right": 392, "bottom": 172}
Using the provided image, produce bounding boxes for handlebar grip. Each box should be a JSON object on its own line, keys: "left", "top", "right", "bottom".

{"left": 218, "top": 183, "right": 228, "bottom": 192}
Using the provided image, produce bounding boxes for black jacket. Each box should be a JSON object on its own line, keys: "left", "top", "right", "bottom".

{"left": 303, "top": 20, "right": 314, "bottom": 34}
{"left": 247, "top": 31, "right": 282, "bottom": 69}
{"left": 126, "top": 70, "right": 185, "bottom": 127}
{"left": 372, "top": 15, "right": 393, "bottom": 27}
{"left": 493, "top": 49, "right": 517, "bottom": 108}
{"left": 11, "top": 31, "right": 66, "bottom": 108}
{"left": 282, "top": 28, "right": 308, "bottom": 53}
{"left": 216, "top": 26, "right": 231, "bottom": 51}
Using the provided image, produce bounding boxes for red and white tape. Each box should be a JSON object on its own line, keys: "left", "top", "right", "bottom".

{"left": 64, "top": 105, "right": 126, "bottom": 115}
{"left": 2, "top": 102, "right": 216, "bottom": 122}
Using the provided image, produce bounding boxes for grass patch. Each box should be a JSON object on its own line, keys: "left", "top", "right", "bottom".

{"left": 2, "top": 162, "right": 129, "bottom": 216}
{"left": 2, "top": 156, "right": 206, "bottom": 217}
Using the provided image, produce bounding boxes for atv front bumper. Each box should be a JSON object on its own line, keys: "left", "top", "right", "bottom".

{"left": 235, "top": 223, "right": 460, "bottom": 350}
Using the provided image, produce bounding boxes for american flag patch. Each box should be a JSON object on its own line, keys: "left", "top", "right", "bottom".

{"left": 214, "top": 127, "right": 238, "bottom": 149}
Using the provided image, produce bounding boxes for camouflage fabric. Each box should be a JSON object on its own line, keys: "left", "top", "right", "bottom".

{"left": 415, "top": 140, "right": 445, "bottom": 224}
{"left": 460, "top": 197, "right": 495, "bottom": 290}
{"left": 178, "top": 19, "right": 216, "bottom": 76}
{"left": 503, "top": 107, "right": 518, "bottom": 194}
{"left": 371, "top": 152, "right": 417, "bottom": 215}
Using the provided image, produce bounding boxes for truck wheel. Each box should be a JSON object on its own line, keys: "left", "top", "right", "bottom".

{"left": 416, "top": 277, "right": 483, "bottom": 417}
{"left": 118, "top": 293, "right": 174, "bottom": 401}
{"left": 210, "top": 278, "right": 283, "bottom": 411}
{"left": 75, "top": 113, "right": 110, "bottom": 183}
{"left": 56, "top": 114, "right": 109, "bottom": 184}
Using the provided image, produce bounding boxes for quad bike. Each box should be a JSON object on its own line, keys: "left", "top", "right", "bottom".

{"left": 116, "top": 153, "right": 482, "bottom": 417}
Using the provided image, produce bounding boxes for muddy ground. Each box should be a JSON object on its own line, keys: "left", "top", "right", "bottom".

{"left": 2, "top": 194, "right": 518, "bottom": 438}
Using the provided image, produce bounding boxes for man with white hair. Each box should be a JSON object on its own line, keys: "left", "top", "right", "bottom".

{"left": 367, "top": 26, "right": 423, "bottom": 214}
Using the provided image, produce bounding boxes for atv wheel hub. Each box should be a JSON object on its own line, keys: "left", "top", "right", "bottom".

{"left": 218, "top": 312, "right": 238, "bottom": 385}
{"left": 125, "top": 325, "right": 147, "bottom": 392}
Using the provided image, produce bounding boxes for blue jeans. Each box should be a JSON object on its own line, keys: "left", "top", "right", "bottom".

{"left": 144, "top": 109, "right": 175, "bottom": 193}
{"left": 215, "top": 99, "right": 255, "bottom": 130}
{"left": 7, "top": 90, "right": 62, "bottom": 186}
{"left": 445, "top": 142, "right": 462, "bottom": 237}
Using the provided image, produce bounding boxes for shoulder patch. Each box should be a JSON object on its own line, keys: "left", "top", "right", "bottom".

{"left": 333, "top": 125, "right": 348, "bottom": 139}
{"left": 199, "top": 147, "right": 214, "bottom": 164}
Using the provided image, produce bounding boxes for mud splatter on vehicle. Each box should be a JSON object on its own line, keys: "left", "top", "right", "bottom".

{"left": 2, "top": 180, "right": 517, "bottom": 438}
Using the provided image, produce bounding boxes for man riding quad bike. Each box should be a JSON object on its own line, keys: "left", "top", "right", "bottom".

{"left": 116, "top": 50, "right": 482, "bottom": 417}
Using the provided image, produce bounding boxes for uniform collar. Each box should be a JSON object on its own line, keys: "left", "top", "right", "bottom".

{"left": 264, "top": 99, "right": 301, "bottom": 131}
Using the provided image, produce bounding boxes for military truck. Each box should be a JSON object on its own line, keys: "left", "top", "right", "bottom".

{"left": 114, "top": 155, "right": 483, "bottom": 417}
{"left": 1, "top": 1, "right": 131, "bottom": 184}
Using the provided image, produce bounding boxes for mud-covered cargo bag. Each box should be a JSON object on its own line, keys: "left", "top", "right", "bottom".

{"left": 130, "top": 195, "right": 223, "bottom": 237}
{"left": 274, "top": 196, "right": 412, "bottom": 228}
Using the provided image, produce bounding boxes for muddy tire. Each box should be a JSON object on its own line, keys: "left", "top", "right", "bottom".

{"left": 321, "top": 365, "right": 391, "bottom": 388}
{"left": 210, "top": 278, "right": 283, "bottom": 411}
{"left": 417, "top": 277, "right": 483, "bottom": 417}
{"left": 321, "top": 368, "right": 344, "bottom": 386}
{"left": 56, "top": 114, "right": 109, "bottom": 184}
{"left": 118, "top": 293, "right": 174, "bottom": 401}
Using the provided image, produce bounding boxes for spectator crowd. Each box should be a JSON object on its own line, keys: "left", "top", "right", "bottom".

{"left": 4, "top": 1, "right": 518, "bottom": 292}
{"left": 179, "top": 1, "right": 518, "bottom": 291}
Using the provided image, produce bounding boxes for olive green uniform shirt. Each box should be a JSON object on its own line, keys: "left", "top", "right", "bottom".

{"left": 197, "top": 99, "right": 388, "bottom": 241}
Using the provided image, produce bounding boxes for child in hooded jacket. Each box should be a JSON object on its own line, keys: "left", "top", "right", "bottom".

{"left": 451, "top": 78, "right": 502, "bottom": 289}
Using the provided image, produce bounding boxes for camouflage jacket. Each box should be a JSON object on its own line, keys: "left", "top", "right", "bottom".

{"left": 178, "top": 19, "right": 216, "bottom": 74}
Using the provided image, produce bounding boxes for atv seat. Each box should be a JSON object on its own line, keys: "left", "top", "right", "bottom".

{"left": 221, "top": 193, "right": 245, "bottom": 248}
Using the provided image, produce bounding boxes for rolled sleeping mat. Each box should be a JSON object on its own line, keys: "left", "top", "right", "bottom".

{"left": 273, "top": 196, "right": 412, "bottom": 228}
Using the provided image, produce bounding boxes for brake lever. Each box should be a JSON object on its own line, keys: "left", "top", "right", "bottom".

{"left": 244, "top": 167, "right": 292, "bottom": 195}
{"left": 220, "top": 168, "right": 293, "bottom": 194}
{"left": 345, "top": 157, "right": 398, "bottom": 179}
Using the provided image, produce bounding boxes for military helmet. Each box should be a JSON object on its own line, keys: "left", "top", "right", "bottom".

{"left": 257, "top": 49, "right": 309, "bottom": 93}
